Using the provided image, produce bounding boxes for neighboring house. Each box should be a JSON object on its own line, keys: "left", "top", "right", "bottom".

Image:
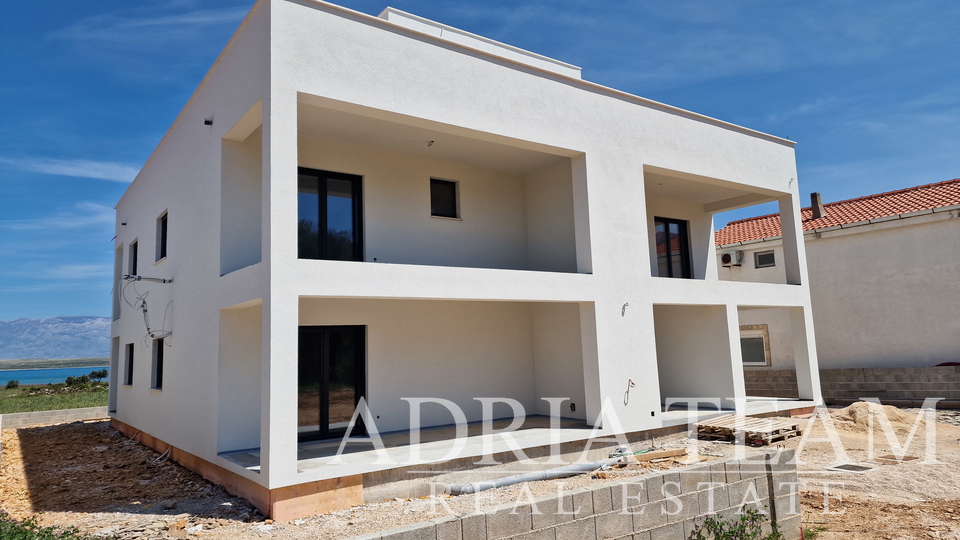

{"left": 108, "top": 0, "right": 820, "bottom": 519}
{"left": 717, "top": 179, "right": 960, "bottom": 373}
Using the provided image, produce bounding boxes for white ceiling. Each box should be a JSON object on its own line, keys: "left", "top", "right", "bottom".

{"left": 298, "top": 102, "right": 569, "bottom": 176}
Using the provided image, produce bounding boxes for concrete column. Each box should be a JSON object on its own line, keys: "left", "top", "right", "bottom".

{"left": 777, "top": 194, "right": 808, "bottom": 286}
{"left": 725, "top": 304, "right": 747, "bottom": 414}
{"left": 790, "top": 306, "right": 822, "bottom": 403}
{"left": 260, "top": 81, "right": 300, "bottom": 486}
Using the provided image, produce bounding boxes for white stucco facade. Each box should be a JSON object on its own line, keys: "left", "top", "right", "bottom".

{"left": 111, "top": 0, "right": 820, "bottom": 493}
{"left": 719, "top": 206, "right": 960, "bottom": 370}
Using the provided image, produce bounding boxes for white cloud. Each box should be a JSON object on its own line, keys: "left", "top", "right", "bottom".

{"left": 1, "top": 202, "right": 115, "bottom": 231}
{"left": 765, "top": 98, "right": 844, "bottom": 124}
{"left": 43, "top": 264, "right": 114, "bottom": 280}
{"left": 50, "top": 7, "right": 248, "bottom": 45}
{"left": 0, "top": 157, "right": 139, "bottom": 182}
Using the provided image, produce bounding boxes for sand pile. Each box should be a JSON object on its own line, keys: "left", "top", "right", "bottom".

{"left": 829, "top": 402, "right": 925, "bottom": 434}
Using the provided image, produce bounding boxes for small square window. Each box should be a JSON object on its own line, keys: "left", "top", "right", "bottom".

{"left": 755, "top": 250, "right": 776, "bottom": 268}
{"left": 124, "top": 343, "right": 134, "bottom": 386}
{"left": 430, "top": 179, "right": 458, "bottom": 219}
{"left": 156, "top": 211, "right": 168, "bottom": 261}
{"left": 740, "top": 325, "right": 771, "bottom": 366}
{"left": 152, "top": 338, "right": 164, "bottom": 390}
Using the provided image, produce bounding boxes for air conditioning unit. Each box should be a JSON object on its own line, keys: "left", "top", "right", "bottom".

{"left": 721, "top": 250, "right": 743, "bottom": 267}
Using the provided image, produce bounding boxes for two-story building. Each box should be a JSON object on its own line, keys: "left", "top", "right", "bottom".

{"left": 108, "top": 0, "right": 821, "bottom": 519}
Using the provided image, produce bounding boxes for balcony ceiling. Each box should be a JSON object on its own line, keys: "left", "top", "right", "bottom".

{"left": 298, "top": 101, "right": 570, "bottom": 176}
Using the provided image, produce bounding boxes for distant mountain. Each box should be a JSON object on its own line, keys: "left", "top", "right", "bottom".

{"left": 0, "top": 316, "right": 111, "bottom": 360}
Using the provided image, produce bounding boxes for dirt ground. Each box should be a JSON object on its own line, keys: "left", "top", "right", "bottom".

{"left": 2, "top": 405, "right": 959, "bottom": 539}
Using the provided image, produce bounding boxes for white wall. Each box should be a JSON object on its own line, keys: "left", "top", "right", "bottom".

{"left": 524, "top": 161, "right": 578, "bottom": 273}
{"left": 298, "top": 137, "right": 578, "bottom": 272}
{"left": 653, "top": 305, "right": 737, "bottom": 409}
{"left": 809, "top": 217, "right": 960, "bottom": 368}
{"left": 531, "top": 302, "right": 586, "bottom": 418}
{"left": 218, "top": 303, "right": 263, "bottom": 452}
{"left": 721, "top": 215, "right": 960, "bottom": 369}
{"left": 738, "top": 306, "right": 796, "bottom": 370}
{"left": 111, "top": 0, "right": 271, "bottom": 486}
{"left": 718, "top": 244, "right": 787, "bottom": 284}
{"left": 299, "top": 298, "right": 540, "bottom": 432}
{"left": 221, "top": 126, "right": 263, "bottom": 276}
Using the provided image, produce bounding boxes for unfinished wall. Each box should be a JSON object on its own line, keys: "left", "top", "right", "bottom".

{"left": 344, "top": 450, "right": 802, "bottom": 540}
{"left": 654, "top": 304, "right": 737, "bottom": 409}
{"left": 218, "top": 302, "right": 263, "bottom": 452}
{"left": 746, "top": 365, "right": 960, "bottom": 404}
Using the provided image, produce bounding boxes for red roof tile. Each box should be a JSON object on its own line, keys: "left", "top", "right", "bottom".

{"left": 715, "top": 178, "right": 960, "bottom": 246}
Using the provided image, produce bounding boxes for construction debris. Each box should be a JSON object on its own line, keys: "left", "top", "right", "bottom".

{"left": 696, "top": 414, "right": 802, "bottom": 446}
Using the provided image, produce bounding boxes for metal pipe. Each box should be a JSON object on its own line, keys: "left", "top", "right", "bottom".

{"left": 444, "top": 458, "right": 619, "bottom": 496}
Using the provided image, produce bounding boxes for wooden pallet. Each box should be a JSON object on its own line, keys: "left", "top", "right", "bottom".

{"left": 696, "top": 415, "right": 802, "bottom": 447}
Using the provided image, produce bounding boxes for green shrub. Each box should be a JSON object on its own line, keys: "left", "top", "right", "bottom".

{"left": 88, "top": 369, "right": 108, "bottom": 382}
{"left": 64, "top": 375, "right": 90, "bottom": 387}
{"left": 690, "top": 508, "right": 783, "bottom": 540}
{"left": 0, "top": 510, "right": 109, "bottom": 540}
{"left": 6, "top": 380, "right": 19, "bottom": 389}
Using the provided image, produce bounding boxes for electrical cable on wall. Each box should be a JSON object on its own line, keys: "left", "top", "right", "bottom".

{"left": 122, "top": 275, "right": 173, "bottom": 342}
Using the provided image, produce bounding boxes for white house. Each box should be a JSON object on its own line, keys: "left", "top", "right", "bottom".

{"left": 109, "top": 0, "right": 820, "bottom": 519}
{"left": 717, "top": 179, "right": 960, "bottom": 373}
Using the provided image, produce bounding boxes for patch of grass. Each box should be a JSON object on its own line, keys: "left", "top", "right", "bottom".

{"left": 803, "top": 526, "right": 828, "bottom": 539}
{"left": 0, "top": 510, "right": 109, "bottom": 539}
{"left": 0, "top": 386, "right": 108, "bottom": 414}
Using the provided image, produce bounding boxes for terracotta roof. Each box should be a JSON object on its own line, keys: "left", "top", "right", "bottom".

{"left": 715, "top": 178, "right": 960, "bottom": 246}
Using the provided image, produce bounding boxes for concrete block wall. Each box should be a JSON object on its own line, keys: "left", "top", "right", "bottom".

{"left": 0, "top": 406, "right": 109, "bottom": 429}
{"left": 345, "top": 449, "right": 801, "bottom": 540}
{"left": 745, "top": 366, "right": 960, "bottom": 404}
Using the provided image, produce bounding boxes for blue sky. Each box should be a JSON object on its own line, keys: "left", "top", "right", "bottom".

{"left": 1, "top": 0, "right": 958, "bottom": 320}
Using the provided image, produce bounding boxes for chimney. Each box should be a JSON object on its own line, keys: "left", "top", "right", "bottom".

{"left": 811, "top": 192, "right": 826, "bottom": 219}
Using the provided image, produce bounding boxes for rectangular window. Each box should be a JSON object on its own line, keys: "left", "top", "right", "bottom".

{"left": 156, "top": 212, "right": 168, "bottom": 261}
{"left": 124, "top": 343, "right": 134, "bottom": 386}
{"left": 430, "top": 178, "right": 458, "bottom": 218}
{"left": 740, "top": 325, "right": 771, "bottom": 366}
{"left": 755, "top": 250, "right": 776, "bottom": 268}
{"left": 152, "top": 338, "right": 164, "bottom": 389}
{"left": 653, "top": 217, "right": 692, "bottom": 279}
{"left": 297, "top": 168, "right": 363, "bottom": 261}
{"left": 129, "top": 240, "right": 138, "bottom": 275}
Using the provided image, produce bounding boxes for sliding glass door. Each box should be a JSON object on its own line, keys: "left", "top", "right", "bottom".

{"left": 298, "top": 326, "right": 366, "bottom": 441}
{"left": 297, "top": 168, "right": 363, "bottom": 261}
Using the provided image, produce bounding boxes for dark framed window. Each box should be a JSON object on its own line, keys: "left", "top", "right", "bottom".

{"left": 129, "top": 240, "right": 138, "bottom": 275}
{"left": 298, "top": 326, "right": 366, "bottom": 442}
{"left": 654, "top": 217, "right": 692, "bottom": 279}
{"left": 755, "top": 250, "right": 776, "bottom": 269}
{"left": 152, "top": 338, "right": 164, "bottom": 390}
{"left": 124, "top": 343, "right": 134, "bottom": 386}
{"left": 156, "top": 212, "right": 168, "bottom": 261}
{"left": 430, "top": 178, "right": 458, "bottom": 218}
{"left": 298, "top": 168, "right": 364, "bottom": 261}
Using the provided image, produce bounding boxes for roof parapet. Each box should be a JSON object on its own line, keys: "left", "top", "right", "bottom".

{"left": 377, "top": 7, "right": 582, "bottom": 79}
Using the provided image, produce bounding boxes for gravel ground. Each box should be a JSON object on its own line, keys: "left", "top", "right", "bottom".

{"left": 3, "top": 405, "right": 960, "bottom": 539}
